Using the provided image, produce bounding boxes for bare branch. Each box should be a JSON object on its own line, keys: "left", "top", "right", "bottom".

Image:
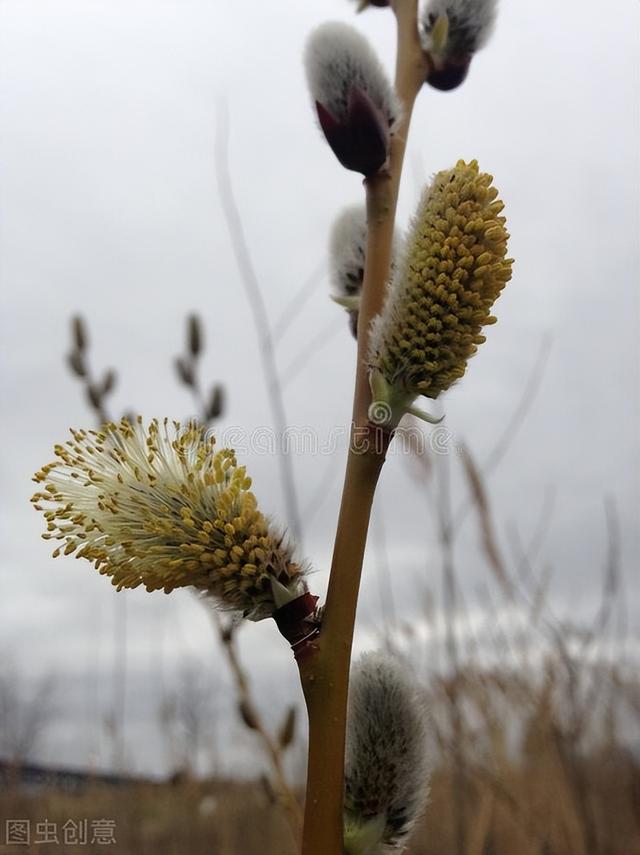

{"left": 214, "top": 101, "right": 303, "bottom": 545}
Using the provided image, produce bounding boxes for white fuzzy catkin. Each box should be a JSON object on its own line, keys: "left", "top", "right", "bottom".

{"left": 330, "top": 206, "right": 401, "bottom": 338}
{"left": 344, "top": 652, "right": 431, "bottom": 854}
{"left": 304, "top": 22, "right": 400, "bottom": 127}
{"left": 330, "top": 206, "right": 368, "bottom": 300}
{"left": 421, "top": 0, "right": 498, "bottom": 55}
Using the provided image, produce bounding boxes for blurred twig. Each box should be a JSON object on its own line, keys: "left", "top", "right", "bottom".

{"left": 272, "top": 262, "right": 326, "bottom": 341}
{"left": 66, "top": 315, "right": 118, "bottom": 427}
{"left": 209, "top": 614, "right": 302, "bottom": 839}
{"left": 478, "top": 334, "right": 552, "bottom": 478}
{"left": 507, "top": 486, "right": 556, "bottom": 589}
{"left": 302, "top": 454, "right": 342, "bottom": 524}
{"left": 214, "top": 101, "right": 303, "bottom": 545}
{"left": 174, "top": 314, "right": 226, "bottom": 426}
{"left": 436, "top": 451, "right": 467, "bottom": 855}
{"left": 371, "top": 500, "right": 398, "bottom": 645}
{"left": 459, "top": 444, "right": 514, "bottom": 599}
{"left": 282, "top": 319, "right": 342, "bottom": 388}
{"left": 453, "top": 335, "right": 552, "bottom": 530}
{"left": 0, "top": 666, "right": 55, "bottom": 763}
{"left": 65, "top": 316, "right": 128, "bottom": 772}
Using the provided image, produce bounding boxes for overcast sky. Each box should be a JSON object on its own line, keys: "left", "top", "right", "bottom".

{"left": 0, "top": 0, "right": 638, "bottom": 776}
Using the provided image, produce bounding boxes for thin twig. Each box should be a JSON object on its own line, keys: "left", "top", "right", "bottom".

{"left": 303, "top": 456, "right": 343, "bottom": 524}
{"left": 282, "top": 321, "right": 343, "bottom": 388}
{"left": 459, "top": 443, "right": 514, "bottom": 599}
{"left": 214, "top": 101, "right": 303, "bottom": 545}
{"left": 453, "top": 334, "right": 552, "bottom": 529}
{"left": 480, "top": 334, "right": 553, "bottom": 477}
{"left": 372, "top": 499, "right": 398, "bottom": 643}
{"left": 437, "top": 450, "right": 468, "bottom": 855}
{"left": 210, "top": 613, "right": 302, "bottom": 840}
{"left": 64, "top": 317, "right": 127, "bottom": 771}
{"left": 272, "top": 262, "right": 326, "bottom": 341}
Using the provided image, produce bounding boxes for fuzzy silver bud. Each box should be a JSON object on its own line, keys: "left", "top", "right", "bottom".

{"left": 304, "top": 22, "right": 401, "bottom": 176}
{"left": 329, "top": 206, "right": 400, "bottom": 338}
{"left": 353, "top": 0, "right": 391, "bottom": 9}
{"left": 329, "top": 206, "right": 367, "bottom": 337}
{"left": 344, "top": 652, "right": 431, "bottom": 854}
{"left": 421, "top": 0, "right": 498, "bottom": 90}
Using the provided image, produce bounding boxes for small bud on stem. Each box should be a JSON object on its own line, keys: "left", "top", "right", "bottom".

{"left": 344, "top": 652, "right": 431, "bottom": 853}
{"left": 329, "top": 206, "right": 400, "bottom": 338}
{"left": 305, "top": 23, "right": 401, "bottom": 176}
{"left": 421, "top": 0, "right": 499, "bottom": 90}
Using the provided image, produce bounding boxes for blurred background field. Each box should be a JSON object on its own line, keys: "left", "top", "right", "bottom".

{"left": 3, "top": 617, "right": 640, "bottom": 855}
{"left": 2, "top": 754, "right": 639, "bottom": 855}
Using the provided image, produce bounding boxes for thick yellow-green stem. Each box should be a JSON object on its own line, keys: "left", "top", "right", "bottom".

{"left": 298, "top": 4, "right": 429, "bottom": 854}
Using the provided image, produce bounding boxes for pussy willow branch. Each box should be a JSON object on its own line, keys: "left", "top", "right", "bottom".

{"left": 298, "top": 3, "right": 429, "bottom": 853}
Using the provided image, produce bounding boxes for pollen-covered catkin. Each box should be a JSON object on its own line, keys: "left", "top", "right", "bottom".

{"left": 367, "top": 159, "right": 512, "bottom": 425}
{"left": 31, "top": 418, "right": 306, "bottom": 620}
{"left": 344, "top": 652, "right": 431, "bottom": 854}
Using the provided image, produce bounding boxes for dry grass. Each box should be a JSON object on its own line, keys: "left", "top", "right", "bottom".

{"left": 0, "top": 778, "right": 293, "bottom": 854}
{"left": 2, "top": 720, "right": 639, "bottom": 855}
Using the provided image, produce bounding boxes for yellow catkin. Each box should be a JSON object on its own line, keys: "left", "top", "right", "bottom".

{"left": 31, "top": 418, "right": 305, "bottom": 619}
{"left": 368, "top": 159, "right": 513, "bottom": 403}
